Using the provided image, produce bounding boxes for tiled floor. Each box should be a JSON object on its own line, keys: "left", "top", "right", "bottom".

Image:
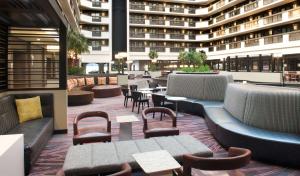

{"left": 29, "top": 95, "right": 300, "bottom": 176}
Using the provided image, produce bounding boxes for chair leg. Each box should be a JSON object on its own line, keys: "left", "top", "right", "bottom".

{"left": 160, "top": 112, "right": 163, "bottom": 121}
{"left": 147, "top": 101, "right": 149, "bottom": 107}
{"left": 132, "top": 101, "right": 135, "bottom": 112}
{"left": 138, "top": 102, "right": 141, "bottom": 114}
{"left": 153, "top": 112, "right": 155, "bottom": 118}
{"left": 124, "top": 98, "right": 126, "bottom": 107}
{"left": 125, "top": 98, "right": 128, "bottom": 107}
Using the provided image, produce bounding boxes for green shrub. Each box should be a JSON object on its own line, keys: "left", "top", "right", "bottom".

{"left": 178, "top": 65, "right": 211, "bottom": 73}
{"left": 68, "top": 67, "right": 85, "bottom": 75}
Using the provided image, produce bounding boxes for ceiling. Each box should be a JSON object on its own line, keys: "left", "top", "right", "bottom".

{"left": 0, "top": 0, "right": 66, "bottom": 28}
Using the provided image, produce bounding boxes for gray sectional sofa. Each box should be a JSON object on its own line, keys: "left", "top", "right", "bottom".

{"left": 164, "top": 73, "right": 300, "bottom": 166}
{"left": 0, "top": 93, "right": 54, "bottom": 174}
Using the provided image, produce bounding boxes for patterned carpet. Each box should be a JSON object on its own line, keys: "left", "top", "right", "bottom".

{"left": 29, "top": 95, "right": 300, "bottom": 176}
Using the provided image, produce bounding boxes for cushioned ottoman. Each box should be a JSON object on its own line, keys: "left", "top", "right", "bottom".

{"left": 63, "top": 135, "right": 212, "bottom": 176}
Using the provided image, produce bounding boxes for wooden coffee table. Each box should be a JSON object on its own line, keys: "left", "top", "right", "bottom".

{"left": 133, "top": 150, "right": 181, "bottom": 176}
{"left": 92, "top": 85, "right": 121, "bottom": 98}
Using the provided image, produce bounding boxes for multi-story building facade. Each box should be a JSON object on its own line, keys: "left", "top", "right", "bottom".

{"left": 79, "top": 0, "right": 112, "bottom": 73}
{"left": 127, "top": 0, "right": 300, "bottom": 74}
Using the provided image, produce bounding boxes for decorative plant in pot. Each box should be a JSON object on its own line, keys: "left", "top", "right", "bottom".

{"left": 67, "top": 29, "right": 89, "bottom": 75}
{"left": 178, "top": 50, "right": 210, "bottom": 73}
{"left": 148, "top": 50, "right": 159, "bottom": 71}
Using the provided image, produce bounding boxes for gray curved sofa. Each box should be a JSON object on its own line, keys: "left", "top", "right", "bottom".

{"left": 165, "top": 73, "right": 300, "bottom": 166}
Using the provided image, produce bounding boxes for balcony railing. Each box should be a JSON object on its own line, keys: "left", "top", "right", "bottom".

{"left": 288, "top": 8, "right": 300, "bottom": 18}
{"left": 216, "top": 0, "right": 225, "bottom": 8}
{"left": 150, "top": 47, "right": 165, "bottom": 52}
{"left": 130, "top": 33, "right": 145, "bottom": 38}
{"left": 149, "top": 5, "right": 165, "bottom": 11}
{"left": 216, "top": 44, "right": 226, "bottom": 51}
{"left": 170, "top": 20, "right": 184, "bottom": 26}
{"left": 130, "top": 4, "right": 145, "bottom": 10}
{"left": 229, "top": 25, "right": 241, "bottom": 33}
{"left": 244, "top": 1, "right": 258, "bottom": 12}
{"left": 208, "top": 5, "right": 213, "bottom": 12}
{"left": 189, "top": 21, "right": 196, "bottom": 27}
{"left": 244, "top": 20, "right": 259, "bottom": 30}
{"left": 209, "top": 33, "right": 214, "bottom": 38}
{"left": 263, "top": 13, "right": 282, "bottom": 25}
{"left": 150, "top": 19, "right": 165, "bottom": 25}
{"left": 170, "top": 47, "right": 184, "bottom": 52}
{"left": 130, "top": 18, "right": 145, "bottom": 24}
{"left": 188, "top": 8, "right": 196, "bottom": 14}
{"left": 92, "top": 46, "right": 101, "bottom": 51}
{"left": 264, "top": 35, "right": 283, "bottom": 45}
{"left": 92, "top": 31, "right": 101, "bottom": 37}
{"left": 229, "top": 8, "right": 240, "bottom": 17}
{"left": 150, "top": 33, "right": 165, "bottom": 39}
{"left": 170, "top": 7, "right": 184, "bottom": 13}
{"left": 92, "top": 1, "right": 101, "bottom": 7}
{"left": 209, "top": 47, "right": 214, "bottom": 52}
{"left": 189, "top": 34, "right": 196, "bottom": 40}
{"left": 216, "top": 14, "right": 225, "bottom": 22}
{"left": 209, "top": 20, "right": 214, "bottom": 25}
{"left": 170, "top": 34, "right": 184, "bottom": 39}
{"left": 92, "top": 16, "right": 101, "bottom": 22}
{"left": 130, "top": 47, "right": 145, "bottom": 52}
{"left": 245, "top": 38, "right": 259, "bottom": 47}
{"left": 289, "top": 31, "right": 300, "bottom": 41}
{"left": 263, "top": 0, "right": 277, "bottom": 5}
{"left": 229, "top": 42, "right": 241, "bottom": 49}
{"left": 216, "top": 30, "right": 225, "bottom": 36}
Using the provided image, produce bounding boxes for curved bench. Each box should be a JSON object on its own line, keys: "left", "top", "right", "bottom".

{"left": 204, "top": 84, "right": 300, "bottom": 167}
{"left": 92, "top": 85, "right": 122, "bottom": 98}
{"left": 68, "top": 91, "right": 94, "bottom": 106}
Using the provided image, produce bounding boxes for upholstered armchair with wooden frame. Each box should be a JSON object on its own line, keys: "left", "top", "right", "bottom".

{"left": 73, "top": 111, "right": 112, "bottom": 145}
{"left": 174, "top": 147, "right": 251, "bottom": 176}
{"left": 142, "top": 107, "right": 179, "bottom": 138}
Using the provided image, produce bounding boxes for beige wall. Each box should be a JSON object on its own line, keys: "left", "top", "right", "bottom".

{"left": 0, "top": 90, "right": 67, "bottom": 130}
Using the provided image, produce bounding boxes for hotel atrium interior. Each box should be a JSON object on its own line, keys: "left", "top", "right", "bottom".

{"left": 0, "top": 0, "right": 299, "bottom": 176}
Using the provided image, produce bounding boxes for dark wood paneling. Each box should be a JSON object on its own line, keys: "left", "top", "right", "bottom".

{"left": 0, "top": 23, "right": 8, "bottom": 92}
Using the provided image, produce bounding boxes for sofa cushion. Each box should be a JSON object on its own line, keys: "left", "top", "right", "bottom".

{"left": 204, "top": 107, "right": 241, "bottom": 124}
{"left": 195, "top": 100, "right": 224, "bottom": 107}
{"left": 203, "top": 75, "right": 232, "bottom": 101}
{"left": 15, "top": 96, "right": 43, "bottom": 123}
{"left": 98, "top": 77, "right": 106, "bottom": 85}
{"left": 223, "top": 84, "right": 249, "bottom": 122}
{"left": 85, "top": 77, "right": 94, "bottom": 86}
{"left": 0, "top": 95, "right": 19, "bottom": 134}
{"left": 77, "top": 78, "right": 85, "bottom": 86}
{"left": 109, "top": 77, "right": 118, "bottom": 85}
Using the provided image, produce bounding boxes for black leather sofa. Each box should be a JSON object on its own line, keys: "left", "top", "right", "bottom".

{"left": 0, "top": 93, "right": 54, "bottom": 175}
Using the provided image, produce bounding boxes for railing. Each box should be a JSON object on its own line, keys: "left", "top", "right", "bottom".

{"left": 229, "top": 25, "right": 241, "bottom": 33}
{"left": 216, "top": 44, "right": 226, "bottom": 51}
{"left": 92, "top": 46, "right": 101, "bottom": 51}
{"left": 170, "top": 20, "right": 184, "bottom": 26}
{"left": 150, "top": 33, "right": 165, "bottom": 38}
{"left": 229, "top": 42, "right": 241, "bottom": 49}
{"left": 130, "top": 4, "right": 145, "bottom": 10}
{"left": 188, "top": 8, "right": 196, "bottom": 14}
{"left": 209, "top": 47, "right": 214, "bottom": 52}
{"left": 216, "top": 0, "right": 225, "bottom": 8}
{"left": 244, "top": 20, "right": 259, "bottom": 30}
{"left": 130, "top": 33, "right": 145, "bottom": 38}
{"left": 92, "top": 31, "right": 101, "bottom": 36}
{"left": 216, "top": 30, "right": 225, "bottom": 36}
{"left": 149, "top": 5, "right": 165, "bottom": 11}
{"left": 208, "top": 5, "right": 213, "bottom": 12}
{"left": 229, "top": 8, "right": 240, "bottom": 17}
{"left": 264, "top": 35, "right": 283, "bottom": 44}
{"left": 170, "top": 34, "right": 184, "bottom": 39}
{"left": 92, "top": 16, "right": 101, "bottom": 22}
{"left": 245, "top": 38, "right": 259, "bottom": 47}
{"left": 209, "top": 19, "right": 214, "bottom": 25}
{"left": 150, "top": 47, "right": 165, "bottom": 52}
{"left": 130, "top": 18, "right": 145, "bottom": 24}
{"left": 170, "top": 47, "right": 184, "bottom": 52}
{"left": 92, "top": 1, "right": 101, "bottom": 7}
{"left": 150, "top": 19, "right": 165, "bottom": 25}
{"left": 289, "top": 31, "right": 300, "bottom": 41}
{"left": 130, "top": 47, "right": 145, "bottom": 52}
{"left": 263, "top": 13, "right": 282, "bottom": 25}
{"left": 189, "top": 35, "right": 196, "bottom": 40}
{"left": 170, "top": 7, "right": 184, "bottom": 13}
{"left": 288, "top": 8, "right": 300, "bottom": 18}
{"left": 216, "top": 14, "right": 225, "bottom": 22}
{"left": 189, "top": 21, "right": 196, "bottom": 27}
{"left": 209, "top": 33, "right": 214, "bottom": 38}
{"left": 244, "top": 1, "right": 258, "bottom": 12}
{"left": 263, "top": 0, "right": 277, "bottom": 5}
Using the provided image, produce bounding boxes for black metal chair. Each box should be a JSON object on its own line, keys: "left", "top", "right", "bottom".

{"left": 132, "top": 91, "right": 149, "bottom": 114}
{"left": 121, "top": 88, "right": 132, "bottom": 107}
{"left": 152, "top": 93, "right": 175, "bottom": 120}
{"left": 129, "top": 84, "right": 138, "bottom": 92}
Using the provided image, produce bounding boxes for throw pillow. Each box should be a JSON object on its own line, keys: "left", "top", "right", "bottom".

{"left": 86, "top": 77, "right": 95, "bottom": 86}
{"left": 15, "top": 96, "right": 43, "bottom": 123}
{"left": 98, "top": 77, "right": 106, "bottom": 85}
{"left": 77, "top": 78, "right": 85, "bottom": 86}
{"left": 109, "top": 77, "right": 118, "bottom": 85}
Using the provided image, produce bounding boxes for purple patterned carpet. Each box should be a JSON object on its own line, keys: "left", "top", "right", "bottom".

{"left": 29, "top": 95, "right": 300, "bottom": 176}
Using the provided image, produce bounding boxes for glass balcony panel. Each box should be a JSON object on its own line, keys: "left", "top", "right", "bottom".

{"left": 150, "top": 19, "right": 165, "bottom": 25}
{"left": 244, "top": 2, "right": 258, "bottom": 12}
{"left": 149, "top": 5, "right": 165, "bottom": 11}
{"left": 209, "top": 47, "right": 214, "bottom": 52}
{"left": 289, "top": 31, "right": 300, "bottom": 41}
{"left": 263, "top": 0, "right": 277, "bottom": 5}
{"left": 130, "top": 4, "right": 145, "bottom": 10}
{"left": 209, "top": 20, "right": 214, "bottom": 25}
{"left": 130, "top": 33, "right": 145, "bottom": 38}
{"left": 189, "top": 8, "right": 196, "bottom": 14}
{"left": 150, "top": 47, "right": 165, "bottom": 52}
{"left": 130, "top": 47, "right": 145, "bottom": 52}
{"left": 92, "top": 1, "right": 101, "bottom": 7}
{"left": 170, "top": 34, "right": 185, "bottom": 39}
{"left": 189, "top": 21, "right": 196, "bottom": 27}
{"left": 216, "top": 14, "right": 225, "bottom": 22}
{"left": 229, "top": 8, "right": 240, "bottom": 17}
{"left": 170, "top": 7, "right": 184, "bottom": 13}
{"left": 216, "top": 0, "right": 225, "bottom": 8}
{"left": 244, "top": 20, "right": 259, "bottom": 30}
{"left": 92, "top": 46, "right": 101, "bottom": 51}
{"left": 263, "top": 13, "right": 282, "bottom": 25}
{"left": 170, "top": 47, "right": 184, "bottom": 52}
{"left": 150, "top": 33, "right": 165, "bottom": 39}
{"left": 208, "top": 6, "right": 213, "bottom": 12}
{"left": 229, "top": 25, "right": 241, "bottom": 33}
{"left": 189, "top": 35, "right": 196, "bottom": 40}
{"left": 92, "top": 16, "right": 101, "bottom": 22}
{"left": 288, "top": 8, "right": 300, "bottom": 18}
{"left": 209, "top": 33, "right": 214, "bottom": 38}
{"left": 216, "top": 30, "right": 225, "bottom": 36}
{"left": 130, "top": 18, "right": 145, "bottom": 24}
{"left": 92, "top": 31, "right": 101, "bottom": 36}
{"left": 245, "top": 38, "right": 259, "bottom": 47}
{"left": 216, "top": 44, "right": 226, "bottom": 51}
{"left": 264, "top": 35, "right": 283, "bottom": 44}
{"left": 170, "top": 20, "right": 184, "bottom": 26}
{"left": 229, "top": 42, "right": 241, "bottom": 49}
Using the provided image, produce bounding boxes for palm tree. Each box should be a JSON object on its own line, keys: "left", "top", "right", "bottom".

{"left": 67, "top": 29, "right": 89, "bottom": 61}
{"left": 148, "top": 50, "right": 158, "bottom": 62}
{"left": 178, "top": 51, "right": 188, "bottom": 66}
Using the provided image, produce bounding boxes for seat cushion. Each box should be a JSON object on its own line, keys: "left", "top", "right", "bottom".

{"left": 195, "top": 100, "right": 224, "bottom": 107}
{"left": 204, "top": 107, "right": 241, "bottom": 124}
{"left": 7, "top": 118, "right": 53, "bottom": 163}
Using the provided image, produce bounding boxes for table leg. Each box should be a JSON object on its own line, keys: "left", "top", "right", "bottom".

{"left": 119, "top": 122, "right": 132, "bottom": 141}
{"left": 175, "top": 101, "right": 178, "bottom": 117}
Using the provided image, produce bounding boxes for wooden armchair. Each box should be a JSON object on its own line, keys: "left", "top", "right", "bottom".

{"left": 174, "top": 147, "right": 251, "bottom": 176}
{"left": 73, "top": 111, "right": 111, "bottom": 145}
{"left": 142, "top": 107, "right": 179, "bottom": 138}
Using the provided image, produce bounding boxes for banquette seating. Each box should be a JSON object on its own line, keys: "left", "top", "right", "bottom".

{"left": 164, "top": 73, "right": 300, "bottom": 167}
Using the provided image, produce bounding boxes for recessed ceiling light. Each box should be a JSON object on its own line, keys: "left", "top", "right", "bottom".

{"left": 37, "top": 38, "right": 41, "bottom": 41}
